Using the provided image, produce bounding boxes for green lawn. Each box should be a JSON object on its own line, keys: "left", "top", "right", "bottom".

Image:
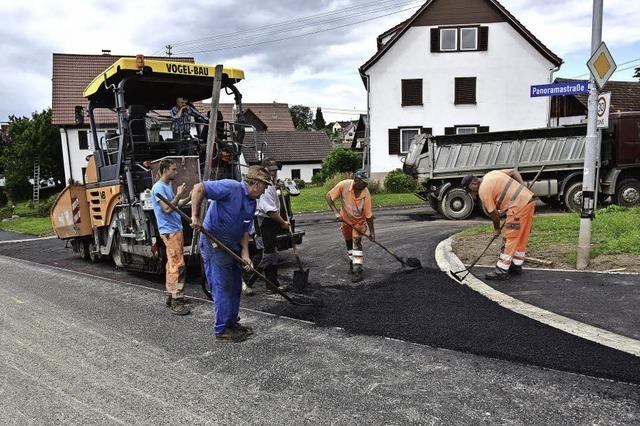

{"left": 290, "top": 185, "right": 421, "bottom": 213}
{"left": 458, "top": 205, "right": 640, "bottom": 259}
{"left": 0, "top": 217, "right": 54, "bottom": 236}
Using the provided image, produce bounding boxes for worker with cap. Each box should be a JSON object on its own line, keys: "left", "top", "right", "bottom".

{"left": 462, "top": 169, "right": 536, "bottom": 280}
{"left": 326, "top": 168, "right": 375, "bottom": 283}
{"left": 191, "top": 165, "right": 271, "bottom": 343}
{"left": 243, "top": 158, "right": 290, "bottom": 295}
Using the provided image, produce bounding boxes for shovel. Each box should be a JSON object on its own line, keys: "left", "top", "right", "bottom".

{"left": 341, "top": 220, "right": 422, "bottom": 269}
{"left": 279, "top": 189, "right": 309, "bottom": 291}
{"left": 156, "top": 194, "right": 324, "bottom": 308}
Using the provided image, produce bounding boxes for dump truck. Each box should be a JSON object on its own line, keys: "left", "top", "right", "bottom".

{"left": 402, "top": 111, "right": 640, "bottom": 220}
{"left": 50, "top": 56, "right": 303, "bottom": 286}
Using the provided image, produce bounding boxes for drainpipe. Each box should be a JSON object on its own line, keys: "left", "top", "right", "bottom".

{"left": 547, "top": 62, "right": 563, "bottom": 127}
{"left": 62, "top": 127, "right": 73, "bottom": 184}
{"left": 364, "top": 73, "right": 371, "bottom": 177}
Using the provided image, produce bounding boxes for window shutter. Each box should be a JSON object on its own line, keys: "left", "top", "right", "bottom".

{"left": 455, "top": 77, "right": 477, "bottom": 104}
{"left": 388, "top": 129, "right": 400, "bottom": 154}
{"left": 421, "top": 127, "right": 432, "bottom": 136}
{"left": 478, "top": 26, "right": 489, "bottom": 51}
{"left": 430, "top": 28, "right": 440, "bottom": 52}
{"left": 402, "top": 79, "right": 423, "bottom": 106}
{"left": 478, "top": 126, "right": 490, "bottom": 133}
{"left": 444, "top": 127, "right": 456, "bottom": 135}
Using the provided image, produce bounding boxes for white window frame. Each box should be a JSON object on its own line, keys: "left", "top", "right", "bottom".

{"left": 460, "top": 27, "right": 478, "bottom": 51}
{"left": 456, "top": 127, "right": 477, "bottom": 135}
{"left": 400, "top": 128, "right": 421, "bottom": 153}
{"left": 440, "top": 28, "right": 457, "bottom": 51}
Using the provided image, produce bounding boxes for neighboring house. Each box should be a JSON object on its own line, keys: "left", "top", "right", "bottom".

{"left": 52, "top": 53, "right": 197, "bottom": 184}
{"left": 242, "top": 131, "right": 333, "bottom": 182}
{"left": 203, "top": 102, "right": 295, "bottom": 131}
{"left": 331, "top": 120, "right": 357, "bottom": 145}
{"left": 550, "top": 79, "right": 640, "bottom": 126}
{"left": 359, "top": 0, "right": 563, "bottom": 181}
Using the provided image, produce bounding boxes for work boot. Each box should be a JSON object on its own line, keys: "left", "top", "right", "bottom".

{"left": 215, "top": 327, "right": 247, "bottom": 343}
{"left": 485, "top": 268, "right": 510, "bottom": 281}
{"left": 348, "top": 261, "right": 354, "bottom": 275}
{"left": 509, "top": 264, "right": 523, "bottom": 275}
{"left": 242, "top": 282, "right": 255, "bottom": 296}
{"left": 165, "top": 292, "right": 172, "bottom": 308}
{"left": 230, "top": 322, "right": 254, "bottom": 336}
{"left": 170, "top": 297, "right": 191, "bottom": 315}
{"left": 351, "top": 265, "right": 363, "bottom": 283}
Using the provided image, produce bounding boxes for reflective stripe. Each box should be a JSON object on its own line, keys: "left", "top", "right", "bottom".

{"left": 506, "top": 222, "right": 521, "bottom": 230}
{"left": 352, "top": 250, "right": 364, "bottom": 257}
{"left": 496, "top": 180, "right": 513, "bottom": 211}
{"left": 512, "top": 258, "right": 524, "bottom": 266}
{"left": 514, "top": 251, "right": 526, "bottom": 257}
{"left": 499, "top": 253, "right": 512, "bottom": 261}
{"left": 497, "top": 260, "right": 511, "bottom": 270}
{"left": 353, "top": 258, "right": 364, "bottom": 265}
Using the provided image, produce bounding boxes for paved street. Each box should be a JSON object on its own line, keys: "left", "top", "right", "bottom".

{"left": 1, "top": 206, "right": 639, "bottom": 423}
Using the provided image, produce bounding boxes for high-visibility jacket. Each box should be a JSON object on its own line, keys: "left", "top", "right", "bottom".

{"left": 478, "top": 170, "right": 533, "bottom": 213}
{"left": 328, "top": 179, "right": 372, "bottom": 224}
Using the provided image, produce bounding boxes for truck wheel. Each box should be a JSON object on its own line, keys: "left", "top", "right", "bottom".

{"left": 616, "top": 178, "right": 640, "bottom": 207}
{"left": 563, "top": 182, "right": 583, "bottom": 213}
{"left": 440, "top": 188, "right": 475, "bottom": 220}
{"left": 111, "top": 232, "right": 124, "bottom": 268}
{"left": 78, "top": 240, "right": 91, "bottom": 261}
{"left": 88, "top": 243, "right": 102, "bottom": 263}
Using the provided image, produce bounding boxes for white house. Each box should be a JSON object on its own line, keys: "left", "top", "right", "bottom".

{"left": 359, "top": 0, "right": 563, "bottom": 182}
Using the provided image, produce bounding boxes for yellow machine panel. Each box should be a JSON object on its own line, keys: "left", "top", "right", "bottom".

{"left": 85, "top": 155, "right": 98, "bottom": 185}
{"left": 50, "top": 185, "right": 93, "bottom": 239}
{"left": 86, "top": 185, "right": 122, "bottom": 228}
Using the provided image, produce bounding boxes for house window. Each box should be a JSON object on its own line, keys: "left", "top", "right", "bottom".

{"left": 440, "top": 28, "right": 457, "bottom": 51}
{"left": 78, "top": 130, "right": 89, "bottom": 150}
{"left": 460, "top": 27, "right": 478, "bottom": 50}
{"left": 401, "top": 79, "right": 423, "bottom": 106}
{"left": 81, "top": 167, "right": 87, "bottom": 184}
{"left": 312, "top": 168, "right": 321, "bottom": 177}
{"left": 400, "top": 128, "right": 421, "bottom": 153}
{"left": 456, "top": 127, "right": 477, "bottom": 135}
{"left": 455, "top": 77, "right": 477, "bottom": 105}
{"left": 291, "top": 169, "right": 301, "bottom": 180}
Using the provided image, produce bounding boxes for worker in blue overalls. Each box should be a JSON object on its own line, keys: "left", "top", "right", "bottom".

{"left": 191, "top": 165, "right": 271, "bottom": 343}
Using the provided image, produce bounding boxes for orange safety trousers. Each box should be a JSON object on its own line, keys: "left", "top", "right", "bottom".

{"left": 497, "top": 201, "right": 535, "bottom": 271}
{"left": 341, "top": 219, "right": 367, "bottom": 266}
{"left": 161, "top": 231, "right": 185, "bottom": 298}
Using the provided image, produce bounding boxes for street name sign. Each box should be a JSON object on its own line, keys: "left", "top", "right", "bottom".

{"left": 530, "top": 81, "right": 589, "bottom": 97}
{"left": 587, "top": 41, "right": 617, "bottom": 89}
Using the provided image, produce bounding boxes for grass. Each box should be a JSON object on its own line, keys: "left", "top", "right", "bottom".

{"left": 0, "top": 216, "right": 53, "bottom": 236}
{"left": 458, "top": 205, "right": 640, "bottom": 259}
{"left": 290, "top": 185, "right": 421, "bottom": 213}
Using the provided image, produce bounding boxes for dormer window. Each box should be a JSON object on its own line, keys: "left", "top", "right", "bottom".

{"left": 432, "top": 26, "right": 488, "bottom": 52}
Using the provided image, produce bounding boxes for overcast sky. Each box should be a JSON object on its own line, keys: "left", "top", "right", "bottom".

{"left": 0, "top": 0, "right": 638, "bottom": 123}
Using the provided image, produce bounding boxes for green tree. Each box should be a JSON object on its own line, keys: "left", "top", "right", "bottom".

{"left": 318, "top": 147, "right": 362, "bottom": 183}
{"left": 289, "top": 105, "right": 313, "bottom": 131}
{"left": 3, "top": 109, "right": 63, "bottom": 201}
{"left": 313, "top": 107, "right": 326, "bottom": 130}
{"left": 635, "top": 66, "right": 640, "bottom": 80}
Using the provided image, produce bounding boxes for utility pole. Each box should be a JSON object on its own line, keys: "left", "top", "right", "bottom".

{"left": 165, "top": 45, "right": 173, "bottom": 56}
{"left": 576, "top": 0, "right": 603, "bottom": 269}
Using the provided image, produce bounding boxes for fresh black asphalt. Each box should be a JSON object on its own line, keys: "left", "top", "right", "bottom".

{"left": 3, "top": 206, "right": 639, "bottom": 384}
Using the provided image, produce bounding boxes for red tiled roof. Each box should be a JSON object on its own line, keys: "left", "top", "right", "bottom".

{"left": 203, "top": 103, "right": 295, "bottom": 131}
{"left": 242, "top": 131, "right": 332, "bottom": 164}
{"left": 360, "top": 0, "right": 562, "bottom": 76}
{"left": 52, "top": 53, "right": 195, "bottom": 126}
{"left": 577, "top": 81, "right": 640, "bottom": 112}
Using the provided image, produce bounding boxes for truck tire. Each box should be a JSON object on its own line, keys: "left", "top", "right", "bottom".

{"left": 563, "top": 182, "right": 583, "bottom": 213}
{"left": 78, "top": 239, "right": 91, "bottom": 261}
{"left": 111, "top": 232, "right": 124, "bottom": 268}
{"left": 616, "top": 178, "right": 640, "bottom": 207}
{"left": 440, "top": 187, "right": 475, "bottom": 220}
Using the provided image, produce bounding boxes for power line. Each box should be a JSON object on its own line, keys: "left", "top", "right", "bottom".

{"left": 569, "top": 57, "right": 640, "bottom": 79}
{"left": 172, "top": 4, "right": 421, "bottom": 55}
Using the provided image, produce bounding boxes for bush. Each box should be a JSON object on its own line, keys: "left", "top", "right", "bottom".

{"left": 0, "top": 191, "right": 8, "bottom": 208}
{"left": 0, "top": 206, "right": 13, "bottom": 220}
{"left": 318, "top": 147, "right": 362, "bottom": 184}
{"left": 311, "top": 172, "right": 324, "bottom": 187}
{"left": 367, "top": 180, "right": 383, "bottom": 194}
{"left": 323, "top": 172, "right": 352, "bottom": 192}
{"left": 293, "top": 178, "right": 306, "bottom": 190}
{"left": 384, "top": 169, "right": 417, "bottom": 193}
{"left": 36, "top": 195, "right": 57, "bottom": 217}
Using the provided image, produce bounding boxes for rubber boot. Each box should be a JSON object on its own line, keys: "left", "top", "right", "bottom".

{"left": 509, "top": 264, "right": 523, "bottom": 275}
{"left": 170, "top": 297, "right": 191, "bottom": 315}
{"left": 351, "top": 264, "right": 363, "bottom": 283}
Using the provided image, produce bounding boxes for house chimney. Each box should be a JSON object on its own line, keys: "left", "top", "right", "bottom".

{"left": 101, "top": 49, "right": 111, "bottom": 55}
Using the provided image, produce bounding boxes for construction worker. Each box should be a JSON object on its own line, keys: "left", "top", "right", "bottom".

{"left": 191, "top": 165, "right": 271, "bottom": 343}
{"left": 170, "top": 96, "right": 208, "bottom": 140}
{"left": 462, "top": 169, "right": 536, "bottom": 280}
{"left": 243, "top": 158, "right": 290, "bottom": 296}
{"left": 151, "top": 158, "right": 192, "bottom": 315}
{"left": 326, "top": 169, "right": 375, "bottom": 283}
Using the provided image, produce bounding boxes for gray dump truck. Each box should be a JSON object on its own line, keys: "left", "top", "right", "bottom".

{"left": 402, "top": 112, "right": 640, "bottom": 220}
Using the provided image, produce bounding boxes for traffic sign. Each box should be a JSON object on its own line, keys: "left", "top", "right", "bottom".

{"left": 530, "top": 81, "right": 589, "bottom": 97}
{"left": 596, "top": 92, "right": 611, "bottom": 129}
{"left": 587, "top": 42, "right": 617, "bottom": 89}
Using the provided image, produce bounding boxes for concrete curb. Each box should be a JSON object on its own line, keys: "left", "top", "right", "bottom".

{"left": 435, "top": 236, "right": 640, "bottom": 357}
{"left": 0, "top": 235, "right": 56, "bottom": 244}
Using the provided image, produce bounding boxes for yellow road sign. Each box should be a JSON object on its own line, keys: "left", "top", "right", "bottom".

{"left": 587, "top": 42, "right": 617, "bottom": 89}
